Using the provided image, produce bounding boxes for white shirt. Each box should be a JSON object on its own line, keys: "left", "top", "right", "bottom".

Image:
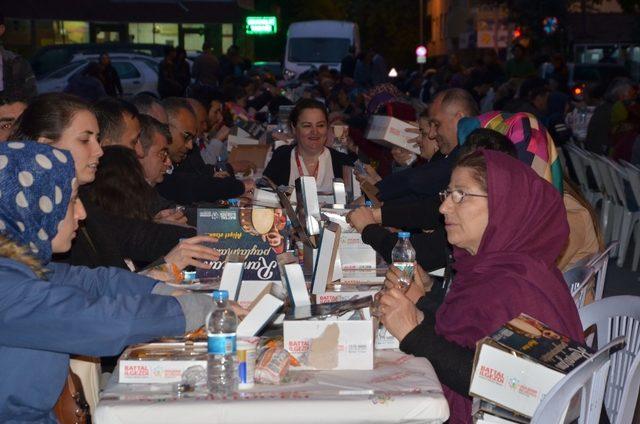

{"left": 288, "top": 147, "right": 335, "bottom": 193}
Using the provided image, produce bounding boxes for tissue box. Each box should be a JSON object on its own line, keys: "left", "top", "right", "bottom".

{"left": 118, "top": 342, "right": 207, "bottom": 384}
{"left": 469, "top": 314, "right": 592, "bottom": 417}
{"left": 284, "top": 319, "right": 374, "bottom": 370}
{"left": 365, "top": 115, "right": 420, "bottom": 154}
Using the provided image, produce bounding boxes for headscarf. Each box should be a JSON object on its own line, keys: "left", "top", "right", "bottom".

{"left": 0, "top": 142, "right": 76, "bottom": 264}
{"left": 457, "top": 111, "right": 564, "bottom": 192}
{"left": 434, "top": 150, "right": 584, "bottom": 422}
{"left": 363, "top": 83, "right": 406, "bottom": 117}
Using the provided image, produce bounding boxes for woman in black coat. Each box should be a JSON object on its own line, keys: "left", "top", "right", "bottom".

{"left": 263, "top": 99, "right": 357, "bottom": 190}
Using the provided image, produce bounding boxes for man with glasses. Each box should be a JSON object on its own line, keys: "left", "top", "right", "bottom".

{"left": 0, "top": 94, "right": 27, "bottom": 142}
{"left": 156, "top": 97, "right": 247, "bottom": 204}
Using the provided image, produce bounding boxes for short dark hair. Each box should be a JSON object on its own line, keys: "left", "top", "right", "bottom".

{"left": 459, "top": 128, "right": 517, "bottom": 159}
{"left": 139, "top": 114, "right": 171, "bottom": 153}
{"left": 289, "top": 98, "right": 328, "bottom": 127}
{"left": 436, "top": 88, "right": 479, "bottom": 117}
{"left": 93, "top": 97, "right": 139, "bottom": 143}
{"left": 131, "top": 93, "right": 163, "bottom": 116}
{"left": 10, "top": 93, "right": 92, "bottom": 142}
{"left": 161, "top": 97, "right": 195, "bottom": 121}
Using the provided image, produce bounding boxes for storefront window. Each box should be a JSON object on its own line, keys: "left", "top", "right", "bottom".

{"left": 63, "top": 21, "right": 90, "bottom": 44}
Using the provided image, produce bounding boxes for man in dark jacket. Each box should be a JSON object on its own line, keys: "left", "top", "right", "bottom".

{"left": 156, "top": 97, "right": 248, "bottom": 204}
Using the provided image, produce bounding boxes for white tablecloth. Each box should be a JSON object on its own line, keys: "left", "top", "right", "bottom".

{"left": 95, "top": 350, "right": 450, "bottom": 424}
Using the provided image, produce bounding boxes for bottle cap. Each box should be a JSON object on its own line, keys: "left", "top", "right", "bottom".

{"left": 212, "top": 290, "right": 229, "bottom": 302}
{"left": 364, "top": 200, "right": 373, "bottom": 207}
{"left": 398, "top": 231, "right": 411, "bottom": 239}
{"left": 228, "top": 198, "right": 239, "bottom": 206}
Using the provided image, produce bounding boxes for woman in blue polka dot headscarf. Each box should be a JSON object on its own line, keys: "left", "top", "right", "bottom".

{"left": 0, "top": 142, "right": 216, "bottom": 423}
{"left": 0, "top": 142, "right": 77, "bottom": 272}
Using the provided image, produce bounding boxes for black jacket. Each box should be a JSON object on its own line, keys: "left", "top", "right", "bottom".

{"left": 263, "top": 144, "right": 357, "bottom": 187}
{"left": 375, "top": 148, "right": 458, "bottom": 203}
{"left": 55, "top": 193, "right": 196, "bottom": 269}
{"left": 156, "top": 149, "right": 245, "bottom": 205}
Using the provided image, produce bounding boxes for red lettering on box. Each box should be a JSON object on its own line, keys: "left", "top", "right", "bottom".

{"left": 124, "top": 365, "right": 149, "bottom": 377}
{"left": 479, "top": 365, "right": 505, "bottom": 385}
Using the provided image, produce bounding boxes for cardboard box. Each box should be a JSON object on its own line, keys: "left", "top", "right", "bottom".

{"left": 284, "top": 319, "right": 374, "bottom": 370}
{"left": 469, "top": 314, "right": 592, "bottom": 418}
{"left": 365, "top": 115, "right": 420, "bottom": 155}
{"left": 229, "top": 145, "right": 269, "bottom": 169}
{"left": 118, "top": 342, "right": 207, "bottom": 384}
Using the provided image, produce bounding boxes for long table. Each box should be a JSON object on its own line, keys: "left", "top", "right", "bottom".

{"left": 95, "top": 350, "right": 450, "bottom": 424}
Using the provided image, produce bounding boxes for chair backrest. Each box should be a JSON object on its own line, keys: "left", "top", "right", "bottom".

{"left": 586, "top": 241, "right": 619, "bottom": 302}
{"left": 593, "top": 154, "right": 620, "bottom": 203}
{"left": 602, "top": 157, "right": 628, "bottom": 209}
{"left": 621, "top": 161, "right": 640, "bottom": 209}
{"left": 579, "top": 296, "right": 640, "bottom": 424}
{"left": 579, "top": 149, "right": 607, "bottom": 194}
{"left": 563, "top": 265, "right": 596, "bottom": 308}
{"left": 566, "top": 145, "right": 596, "bottom": 193}
{"left": 530, "top": 336, "right": 625, "bottom": 424}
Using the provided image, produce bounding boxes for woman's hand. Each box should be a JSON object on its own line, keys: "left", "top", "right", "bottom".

{"left": 346, "top": 206, "right": 377, "bottom": 233}
{"left": 384, "top": 264, "right": 430, "bottom": 303}
{"left": 229, "top": 300, "right": 250, "bottom": 319}
{"left": 154, "top": 208, "right": 188, "bottom": 225}
{"left": 164, "top": 235, "right": 220, "bottom": 270}
{"left": 354, "top": 164, "right": 382, "bottom": 186}
{"left": 379, "top": 287, "right": 421, "bottom": 341}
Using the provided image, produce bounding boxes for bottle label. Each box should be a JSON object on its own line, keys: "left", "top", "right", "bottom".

{"left": 393, "top": 261, "right": 415, "bottom": 288}
{"left": 208, "top": 333, "right": 237, "bottom": 355}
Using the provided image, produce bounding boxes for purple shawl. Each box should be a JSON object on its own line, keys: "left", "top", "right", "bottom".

{"left": 435, "top": 150, "right": 584, "bottom": 423}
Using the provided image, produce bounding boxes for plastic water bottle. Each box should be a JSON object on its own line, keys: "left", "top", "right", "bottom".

{"left": 391, "top": 232, "right": 416, "bottom": 290}
{"left": 206, "top": 290, "right": 238, "bottom": 395}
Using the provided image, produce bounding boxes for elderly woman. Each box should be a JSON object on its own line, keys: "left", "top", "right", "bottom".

{"left": 263, "top": 98, "right": 357, "bottom": 192}
{"left": 378, "top": 149, "right": 584, "bottom": 423}
{"left": 0, "top": 143, "right": 214, "bottom": 423}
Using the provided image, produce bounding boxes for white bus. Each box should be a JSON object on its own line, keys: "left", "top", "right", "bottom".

{"left": 284, "top": 20, "right": 360, "bottom": 80}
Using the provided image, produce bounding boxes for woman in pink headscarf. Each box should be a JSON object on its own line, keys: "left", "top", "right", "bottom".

{"left": 378, "top": 149, "right": 584, "bottom": 423}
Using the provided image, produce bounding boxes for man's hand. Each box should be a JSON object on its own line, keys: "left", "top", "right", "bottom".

{"left": 354, "top": 164, "right": 382, "bottom": 186}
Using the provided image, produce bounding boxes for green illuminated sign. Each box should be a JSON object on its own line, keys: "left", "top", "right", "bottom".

{"left": 245, "top": 16, "right": 277, "bottom": 35}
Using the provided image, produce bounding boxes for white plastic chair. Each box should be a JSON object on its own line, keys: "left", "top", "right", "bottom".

{"left": 579, "top": 296, "right": 640, "bottom": 424}
{"left": 588, "top": 241, "right": 619, "bottom": 302}
{"left": 563, "top": 265, "right": 596, "bottom": 309}
{"left": 600, "top": 158, "right": 640, "bottom": 266}
{"left": 619, "top": 161, "right": 640, "bottom": 270}
{"left": 565, "top": 144, "right": 602, "bottom": 207}
{"left": 530, "top": 336, "right": 625, "bottom": 424}
{"left": 592, "top": 154, "right": 625, "bottom": 246}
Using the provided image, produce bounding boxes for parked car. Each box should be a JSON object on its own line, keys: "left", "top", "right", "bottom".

{"left": 30, "top": 43, "right": 166, "bottom": 79}
{"left": 568, "top": 63, "right": 632, "bottom": 99}
{"left": 37, "top": 54, "right": 160, "bottom": 98}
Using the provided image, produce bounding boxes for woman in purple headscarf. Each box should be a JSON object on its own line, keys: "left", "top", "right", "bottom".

{"left": 378, "top": 149, "right": 584, "bottom": 423}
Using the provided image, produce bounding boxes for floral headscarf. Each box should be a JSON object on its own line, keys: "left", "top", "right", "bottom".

{"left": 0, "top": 142, "right": 76, "bottom": 263}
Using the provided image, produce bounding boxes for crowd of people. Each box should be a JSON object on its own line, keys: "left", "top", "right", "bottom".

{"left": 0, "top": 26, "right": 637, "bottom": 422}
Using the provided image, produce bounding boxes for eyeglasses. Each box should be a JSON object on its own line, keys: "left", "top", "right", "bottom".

{"left": 169, "top": 124, "right": 195, "bottom": 142}
{"left": 439, "top": 189, "right": 488, "bottom": 204}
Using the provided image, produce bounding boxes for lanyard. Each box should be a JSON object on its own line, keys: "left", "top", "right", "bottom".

{"left": 295, "top": 148, "right": 319, "bottom": 179}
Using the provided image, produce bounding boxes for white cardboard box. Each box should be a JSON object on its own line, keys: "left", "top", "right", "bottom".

{"left": 365, "top": 115, "right": 420, "bottom": 154}
{"left": 284, "top": 319, "right": 374, "bottom": 370}
{"left": 469, "top": 342, "right": 565, "bottom": 417}
{"left": 118, "top": 343, "right": 207, "bottom": 384}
